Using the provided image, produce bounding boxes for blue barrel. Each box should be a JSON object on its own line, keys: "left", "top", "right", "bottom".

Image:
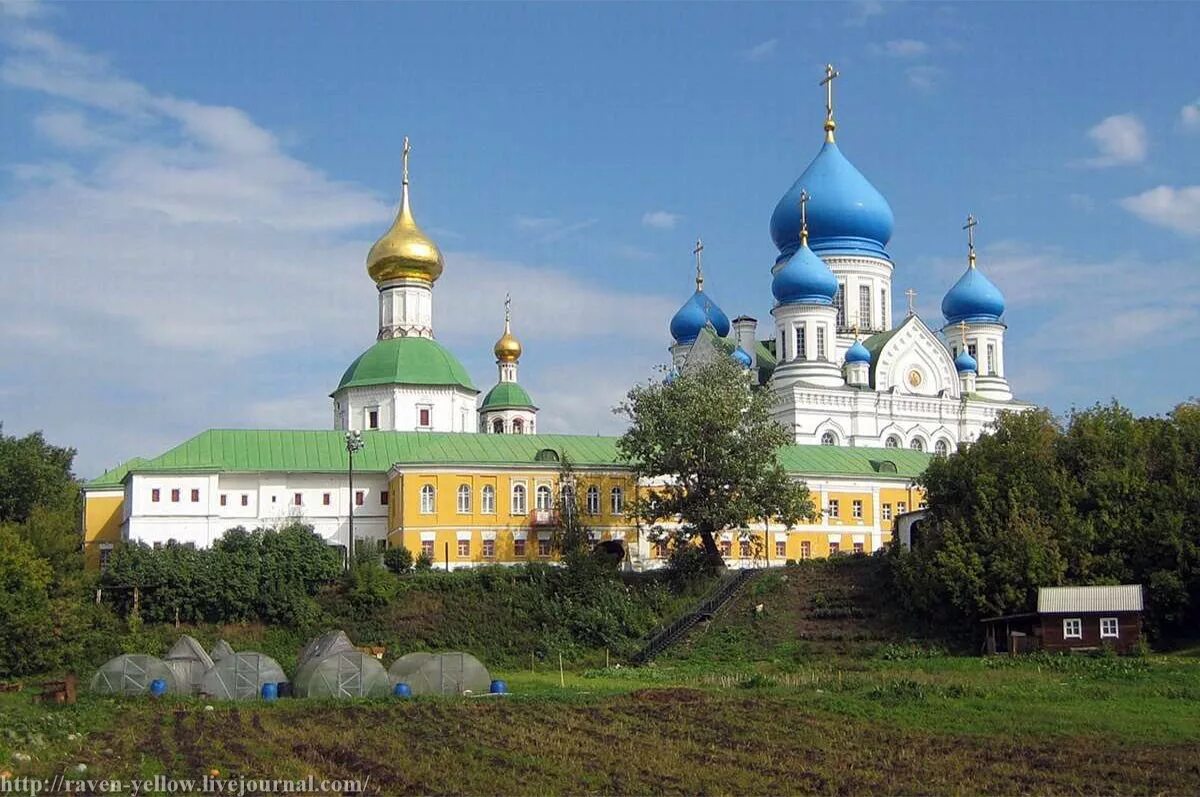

{"left": 149, "top": 679, "right": 167, "bottom": 697}
{"left": 393, "top": 682, "right": 412, "bottom": 698}
{"left": 261, "top": 682, "right": 278, "bottom": 701}
{"left": 490, "top": 679, "right": 508, "bottom": 695}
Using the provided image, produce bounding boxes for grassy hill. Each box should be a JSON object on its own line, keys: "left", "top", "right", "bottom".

{"left": 666, "top": 556, "right": 951, "bottom": 665}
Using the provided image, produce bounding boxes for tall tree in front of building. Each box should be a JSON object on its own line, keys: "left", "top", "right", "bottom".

{"left": 617, "top": 357, "right": 815, "bottom": 570}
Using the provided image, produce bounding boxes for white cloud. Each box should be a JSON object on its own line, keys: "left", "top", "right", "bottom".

{"left": 846, "top": 0, "right": 886, "bottom": 26}
{"left": 0, "top": 17, "right": 675, "bottom": 475}
{"left": 743, "top": 39, "right": 777, "bottom": 62}
{"left": 872, "top": 39, "right": 929, "bottom": 57}
{"left": 1083, "top": 113, "right": 1147, "bottom": 167}
{"left": 1181, "top": 100, "right": 1200, "bottom": 132}
{"left": 905, "top": 65, "right": 942, "bottom": 92}
{"left": 1120, "top": 185, "right": 1200, "bottom": 236}
{"left": 641, "top": 210, "right": 681, "bottom": 230}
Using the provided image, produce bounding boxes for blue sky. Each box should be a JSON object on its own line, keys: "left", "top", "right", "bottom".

{"left": 1, "top": 1, "right": 1198, "bottom": 477}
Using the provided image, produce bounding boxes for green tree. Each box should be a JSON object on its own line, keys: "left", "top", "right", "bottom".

{"left": 617, "top": 357, "right": 815, "bottom": 569}
{"left": 0, "top": 526, "right": 56, "bottom": 676}
{"left": 0, "top": 426, "right": 78, "bottom": 523}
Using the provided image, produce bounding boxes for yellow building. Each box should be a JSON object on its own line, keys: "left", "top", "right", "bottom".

{"left": 82, "top": 429, "right": 927, "bottom": 569}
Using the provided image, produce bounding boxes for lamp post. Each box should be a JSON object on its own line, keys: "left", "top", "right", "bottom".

{"left": 345, "top": 429, "right": 365, "bottom": 569}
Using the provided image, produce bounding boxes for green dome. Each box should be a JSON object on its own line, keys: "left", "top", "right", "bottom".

{"left": 335, "top": 337, "right": 477, "bottom": 393}
{"left": 480, "top": 381, "right": 536, "bottom": 410}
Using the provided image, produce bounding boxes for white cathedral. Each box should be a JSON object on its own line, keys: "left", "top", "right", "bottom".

{"left": 669, "top": 66, "right": 1027, "bottom": 454}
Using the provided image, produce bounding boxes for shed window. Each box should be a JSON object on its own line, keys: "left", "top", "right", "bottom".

{"left": 1100, "top": 617, "right": 1119, "bottom": 639}
{"left": 1063, "top": 618, "right": 1082, "bottom": 639}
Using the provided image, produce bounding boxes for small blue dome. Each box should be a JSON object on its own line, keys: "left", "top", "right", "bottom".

{"left": 669, "top": 290, "right": 730, "bottom": 344}
{"left": 955, "top": 349, "right": 978, "bottom": 373}
{"left": 844, "top": 339, "right": 871, "bottom": 365}
{"left": 771, "top": 241, "right": 838, "bottom": 305}
{"left": 942, "top": 265, "right": 1005, "bottom": 324}
{"left": 732, "top": 346, "right": 753, "bottom": 368}
{"left": 770, "top": 141, "right": 894, "bottom": 260}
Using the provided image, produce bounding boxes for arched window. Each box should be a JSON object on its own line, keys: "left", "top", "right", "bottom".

{"left": 610, "top": 487, "right": 624, "bottom": 515}
{"left": 512, "top": 418, "right": 524, "bottom": 434}
{"left": 561, "top": 483, "right": 575, "bottom": 506}
{"left": 934, "top": 439, "right": 950, "bottom": 457}
{"left": 885, "top": 435, "right": 900, "bottom": 449}
{"left": 419, "top": 484, "right": 435, "bottom": 514}
{"left": 481, "top": 485, "right": 495, "bottom": 514}
{"left": 457, "top": 484, "right": 471, "bottom": 514}
{"left": 820, "top": 431, "right": 837, "bottom": 446}
{"left": 586, "top": 486, "right": 600, "bottom": 515}
{"left": 535, "top": 484, "right": 553, "bottom": 511}
{"left": 910, "top": 438, "right": 925, "bottom": 452}
{"left": 511, "top": 483, "right": 527, "bottom": 515}
{"left": 492, "top": 418, "right": 504, "bottom": 434}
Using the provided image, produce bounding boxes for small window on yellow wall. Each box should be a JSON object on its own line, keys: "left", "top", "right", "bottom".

{"left": 420, "top": 484, "right": 435, "bottom": 513}
{"left": 852, "top": 500, "right": 863, "bottom": 519}
{"left": 482, "top": 539, "right": 495, "bottom": 558}
{"left": 457, "top": 539, "right": 470, "bottom": 558}
{"left": 511, "top": 483, "right": 527, "bottom": 515}
{"left": 457, "top": 485, "right": 471, "bottom": 513}
{"left": 775, "top": 540, "right": 786, "bottom": 558}
{"left": 586, "top": 486, "right": 600, "bottom": 515}
{"left": 514, "top": 538, "right": 527, "bottom": 557}
{"left": 610, "top": 487, "right": 624, "bottom": 515}
{"left": 481, "top": 485, "right": 495, "bottom": 514}
{"left": 800, "top": 540, "right": 811, "bottom": 559}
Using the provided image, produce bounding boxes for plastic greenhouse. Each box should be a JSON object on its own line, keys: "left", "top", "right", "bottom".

{"left": 90, "top": 654, "right": 179, "bottom": 697}
{"left": 209, "top": 639, "right": 235, "bottom": 662}
{"left": 294, "top": 651, "right": 391, "bottom": 699}
{"left": 200, "top": 652, "right": 286, "bottom": 700}
{"left": 163, "top": 635, "right": 213, "bottom": 695}
{"left": 297, "top": 630, "right": 355, "bottom": 669}
{"left": 387, "top": 652, "right": 492, "bottom": 696}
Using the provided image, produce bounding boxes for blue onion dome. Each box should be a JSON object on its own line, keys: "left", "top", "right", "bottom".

{"left": 941, "top": 263, "right": 1006, "bottom": 324}
{"left": 844, "top": 338, "right": 871, "bottom": 365}
{"left": 732, "top": 346, "right": 753, "bottom": 368}
{"left": 771, "top": 141, "right": 894, "bottom": 260}
{"left": 955, "top": 349, "right": 978, "bottom": 373}
{"left": 670, "top": 290, "right": 730, "bottom": 343}
{"left": 771, "top": 234, "right": 838, "bottom": 305}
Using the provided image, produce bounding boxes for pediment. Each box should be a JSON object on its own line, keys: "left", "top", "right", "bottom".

{"left": 872, "top": 315, "right": 958, "bottom": 398}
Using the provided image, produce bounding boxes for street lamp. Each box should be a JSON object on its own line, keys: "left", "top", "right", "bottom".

{"left": 345, "top": 429, "right": 365, "bottom": 569}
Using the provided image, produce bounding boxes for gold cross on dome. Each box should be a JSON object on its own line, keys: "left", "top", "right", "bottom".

{"left": 402, "top": 136, "right": 411, "bottom": 185}
{"left": 693, "top": 238, "right": 705, "bottom": 290}
{"left": 504, "top": 292, "right": 511, "bottom": 325}
{"left": 905, "top": 288, "right": 917, "bottom": 317}
{"left": 820, "top": 64, "right": 840, "bottom": 139}
{"left": 958, "top": 320, "right": 968, "bottom": 341}
{"left": 963, "top": 214, "right": 978, "bottom": 265}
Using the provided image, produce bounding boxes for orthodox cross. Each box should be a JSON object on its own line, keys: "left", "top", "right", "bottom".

{"left": 402, "top": 136, "right": 411, "bottom": 185}
{"left": 694, "top": 237, "right": 705, "bottom": 290}
{"left": 963, "top": 213, "right": 978, "bottom": 266}
{"left": 798, "top": 189, "right": 810, "bottom": 241}
{"left": 820, "top": 64, "right": 840, "bottom": 138}
{"left": 504, "top": 292, "right": 512, "bottom": 327}
{"left": 904, "top": 288, "right": 917, "bottom": 317}
{"left": 958, "top": 320, "right": 969, "bottom": 342}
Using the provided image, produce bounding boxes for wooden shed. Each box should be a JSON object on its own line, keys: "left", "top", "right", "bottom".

{"left": 981, "top": 584, "right": 1145, "bottom": 655}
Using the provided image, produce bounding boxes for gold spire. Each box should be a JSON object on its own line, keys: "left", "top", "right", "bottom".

{"left": 693, "top": 238, "right": 705, "bottom": 291}
{"left": 963, "top": 213, "right": 978, "bottom": 269}
{"left": 820, "top": 63, "right": 840, "bottom": 142}
{"left": 366, "top": 136, "right": 445, "bottom": 284}
{"left": 494, "top": 293, "right": 522, "bottom": 363}
{"left": 799, "top": 188, "right": 810, "bottom": 246}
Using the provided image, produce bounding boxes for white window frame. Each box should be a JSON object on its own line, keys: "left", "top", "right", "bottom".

{"left": 457, "top": 484, "right": 471, "bottom": 514}
{"left": 1063, "top": 618, "right": 1082, "bottom": 639}
{"left": 935, "top": 439, "right": 950, "bottom": 457}
{"left": 886, "top": 435, "right": 900, "bottom": 449}
{"left": 816, "top": 326, "right": 826, "bottom": 360}
{"left": 417, "top": 404, "right": 433, "bottom": 430}
{"left": 586, "top": 486, "right": 600, "bottom": 515}
{"left": 419, "top": 484, "right": 435, "bottom": 514}
{"left": 367, "top": 407, "right": 380, "bottom": 430}
{"left": 882, "top": 503, "right": 892, "bottom": 521}
{"left": 821, "top": 431, "right": 837, "bottom": 446}
{"left": 1099, "top": 617, "right": 1119, "bottom": 639}
{"left": 852, "top": 500, "right": 863, "bottom": 519}
{"left": 858, "top": 284, "right": 871, "bottom": 333}
{"left": 481, "top": 485, "right": 495, "bottom": 514}
{"left": 535, "top": 484, "right": 553, "bottom": 511}
{"left": 511, "top": 482, "right": 527, "bottom": 515}
{"left": 610, "top": 487, "right": 624, "bottom": 515}
{"left": 827, "top": 498, "right": 839, "bottom": 518}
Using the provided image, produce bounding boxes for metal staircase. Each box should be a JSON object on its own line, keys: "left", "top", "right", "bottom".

{"left": 630, "top": 568, "right": 760, "bottom": 664}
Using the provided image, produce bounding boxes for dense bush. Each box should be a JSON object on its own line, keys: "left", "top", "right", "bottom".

{"left": 889, "top": 402, "right": 1200, "bottom": 640}
{"left": 102, "top": 523, "right": 341, "bottom": 625}
{"left": 382, "top": 546, "right": 413, "bottom": 574}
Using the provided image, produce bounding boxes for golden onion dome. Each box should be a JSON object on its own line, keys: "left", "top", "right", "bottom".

{"left": 494, "top": 295, "right": 522, "bottom": 362}
{"left": 366, "top": 138, "right": 444, "bottom": 284}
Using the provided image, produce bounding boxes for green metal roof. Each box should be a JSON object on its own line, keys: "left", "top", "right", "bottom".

{"left": 334, "top": 337, "right": 477, "bottom": 394}
{"left": 113, "top": 429, "right": 930, "bottom": 479}
{"left": 85, "top": 457, "right": 147, "bottom": 489}
{"left": 479, "top": 382, "right": 536, "bottom": 410}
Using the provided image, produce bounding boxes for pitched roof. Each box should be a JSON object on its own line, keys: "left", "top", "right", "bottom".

{"left": 1037, "top": 585, "right": 1144, "bottom": 613}
{"left": 86, "top": 457, "right": 148, "bottom": 489}
{"left": 93, "top": 429, "right": 931, "bottom": 480}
